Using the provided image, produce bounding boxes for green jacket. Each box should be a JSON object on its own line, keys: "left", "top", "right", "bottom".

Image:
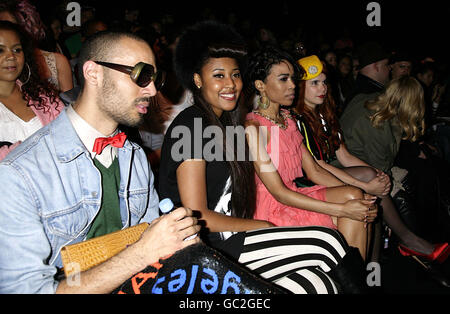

{"left": 339, "top": 93, "right": 402, "bottom": 174}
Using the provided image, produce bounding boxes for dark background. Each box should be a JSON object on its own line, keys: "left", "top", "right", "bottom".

{"left": 35, "top": 0, "right": 449, "bottom": 61}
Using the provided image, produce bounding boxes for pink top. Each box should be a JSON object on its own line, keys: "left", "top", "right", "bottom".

{"left": 0, "top": 83, "right": 64, "bottom": 161}
{"left": 246, "top": 109, "right": 336, "bottom": 229}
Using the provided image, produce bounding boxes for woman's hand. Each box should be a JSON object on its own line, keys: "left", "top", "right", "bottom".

{"left": 364, "top": 169, "right": 391, "bottom": 196}
{"left": 340, "top": 196, "right": 377, "bottom": 224}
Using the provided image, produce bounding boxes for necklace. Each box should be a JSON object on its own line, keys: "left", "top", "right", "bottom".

{"left": 252, "top": 110, "right": 289, "bottom": 130}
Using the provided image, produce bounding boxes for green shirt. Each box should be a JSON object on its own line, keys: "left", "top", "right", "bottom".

{"left": 86, "top": 158, "right": 122, "bottom": 239}
{"left": 340, "top": 93, "right": 402, "bottom": 174}
{"left": 64, "top": 32, "right": 82, "bottom": 58}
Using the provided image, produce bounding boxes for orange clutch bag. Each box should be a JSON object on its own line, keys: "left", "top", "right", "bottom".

{"left": 60, "top": 223, "right": 149, "bottom": 277}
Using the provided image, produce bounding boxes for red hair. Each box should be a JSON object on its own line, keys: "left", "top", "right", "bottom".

{"left": 295, "top": 77, "right": 342, "bottom": 158}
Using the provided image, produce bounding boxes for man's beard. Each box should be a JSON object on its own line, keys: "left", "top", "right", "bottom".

{"left": 97, "top": 76, "right": 147, "bottom": 128}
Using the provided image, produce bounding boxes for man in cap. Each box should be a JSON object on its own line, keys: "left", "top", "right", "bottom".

{"left": 342, "top": 41, "right": 391, "bottom": 109}
{"left": 340, "top": 41, "right": 392, "bottom": 166}
{"left": 338, "top": 41, "right": 391, "bottom": 262}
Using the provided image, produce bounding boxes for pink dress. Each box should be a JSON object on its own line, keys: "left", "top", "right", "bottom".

{"left": 246, "top": 110, "right": 337, "bottom": 229}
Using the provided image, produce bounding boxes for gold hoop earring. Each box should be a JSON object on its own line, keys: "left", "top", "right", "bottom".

{"left": 257, "top": 95, "right": 270, "bottom": 110}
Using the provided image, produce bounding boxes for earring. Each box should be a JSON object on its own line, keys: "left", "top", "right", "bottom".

{"left": 257, "top": 95, "right": 270, "bottom": 110}
{"left": 20, "top": 63, "right": 31, "bottom": 86}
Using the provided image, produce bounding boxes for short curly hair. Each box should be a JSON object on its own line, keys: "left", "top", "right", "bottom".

{"left": 246, "top": 45, "right": 303, "bottom": 96}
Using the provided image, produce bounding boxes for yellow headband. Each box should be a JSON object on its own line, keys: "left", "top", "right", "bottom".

{"left": 298, "top": 55, "right": 323, "bottom": 80}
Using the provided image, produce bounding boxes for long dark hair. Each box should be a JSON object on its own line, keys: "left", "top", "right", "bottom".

{"left": 0, "top": 20, "right": 60, "bottom": 111}
{"left": 174, "top": 21, "right": 255, "bottom": 219}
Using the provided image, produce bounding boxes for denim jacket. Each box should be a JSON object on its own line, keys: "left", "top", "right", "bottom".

{"left": 0, "top": 109, "right": 160, "bottom": 293}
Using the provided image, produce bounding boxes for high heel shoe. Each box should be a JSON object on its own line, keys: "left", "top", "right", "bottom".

{"left": 398, "top": 243, "right": 450, "bottom": 263}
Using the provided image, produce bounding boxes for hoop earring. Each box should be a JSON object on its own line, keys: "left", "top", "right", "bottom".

{"left": 20, "top": 63, "right": 31, "bottom": 86}
{"left": 257, "top": 95, "right": 270, "bottom": 110}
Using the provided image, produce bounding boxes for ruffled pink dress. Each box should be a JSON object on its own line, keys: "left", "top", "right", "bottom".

{"left": 246, "top": 110, "right": 337, "bottom": 229}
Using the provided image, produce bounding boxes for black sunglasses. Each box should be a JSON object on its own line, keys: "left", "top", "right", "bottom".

{"left": 94, "top": 61, "right": 165, "bottom": 89}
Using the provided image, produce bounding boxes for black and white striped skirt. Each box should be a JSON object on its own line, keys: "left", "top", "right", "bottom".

{"left": 218, "top": 226, "right": 349, "bottom": 294}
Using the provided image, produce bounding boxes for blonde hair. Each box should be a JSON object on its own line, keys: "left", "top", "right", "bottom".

{"left": 365, "top": 76, "right": 425, "bottom": 142}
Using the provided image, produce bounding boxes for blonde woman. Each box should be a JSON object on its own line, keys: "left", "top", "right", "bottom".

{"left": 340, "top": 76, "right": 449, "bottom": 266}
{"left": 340, "top": 76, "right": 425, "bottom": 174}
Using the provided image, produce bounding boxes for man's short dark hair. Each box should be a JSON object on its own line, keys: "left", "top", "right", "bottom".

{"left": 77, "top": 31, "right": 149, "bottom": 88}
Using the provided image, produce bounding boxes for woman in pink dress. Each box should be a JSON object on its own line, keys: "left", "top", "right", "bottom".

{"left": 245, "top": 46, "right": 377, "bottom": 259}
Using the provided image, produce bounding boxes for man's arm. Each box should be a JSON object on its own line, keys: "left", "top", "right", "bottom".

{"left": 0, "top": 165, "right": 58, "bottom": 293}
{"left": 56, "top": 207, "right": 200, "bottom": 294}
{"left": 140, "top": 161, "right": 161, "bottom": 223}
{"left": 0, "top": 163, "right": 199, "bottom": 294}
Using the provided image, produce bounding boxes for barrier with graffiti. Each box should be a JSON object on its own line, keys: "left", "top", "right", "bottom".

{"left": 114, "top": 243, "right": 287, "bottom": 294}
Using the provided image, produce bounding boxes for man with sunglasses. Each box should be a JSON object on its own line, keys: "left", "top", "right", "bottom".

{"left": 0, "top": 31, "right": 200, "bottom": 293}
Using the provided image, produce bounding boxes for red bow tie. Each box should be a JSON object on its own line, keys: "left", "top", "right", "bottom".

{"left": 92, "top": 132, "right": 127, "bottom": 155}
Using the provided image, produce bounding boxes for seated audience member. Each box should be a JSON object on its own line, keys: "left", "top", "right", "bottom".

{"left": 0, "top": 0, "right": 74, "bottom": 92}
{"left": 395, "top": 60, "right": 450, "bottom": 245}
{"left": 322, "top": 49, "right": 337, "bottom": 69}
{"left": 339, "top": 75, "right": 450, "bottom": 287}
{"left": 389, "top": 50, "right": 412, "bottom": 80}
{"left": 244, "top": 47, "right": 377, "bottom": 260}
{"left": 344, "top": 41, "right": 391, "bottom": 111}
{"left": 292, "top": 55, "right": 450, "bottom": 287}
{"left": 158, "top": 21, "right": 370, "bottom": 294}
{"left": 414, "top": 61, "right": 444, "bottom": 129}
{"left": 343, "top": 43, "right": 447, "bottom": 245}
{"left": 0, "top": 30, "right": 201, "bottom": 294}
{"left": 0, "top": 20, "right": 63, "bottom": 161}
{"left": 292, "top": 55, "right": 389, "bottom": 258}
{"left": 336, "top": 53, "right": 355, "bottom": 106}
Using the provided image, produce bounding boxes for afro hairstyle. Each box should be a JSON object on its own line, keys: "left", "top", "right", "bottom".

{"left": 173, "top": 20, "right": 248, "bottom": 92}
